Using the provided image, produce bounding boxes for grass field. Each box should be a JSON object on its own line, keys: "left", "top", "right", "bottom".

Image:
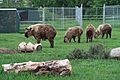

{"left": 0, "top": 21, "right": 120, "bottom": 80}
{"left": 20, "top": 19, "right": 103, "bottom": 32}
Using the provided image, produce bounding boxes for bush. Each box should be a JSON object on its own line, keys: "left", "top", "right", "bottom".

{"left": 87, "top": 44, "right": 110, "bottom": 59}
{"left": 66, "top": 44, "right": 110, "bottom": 60}
{"left": 66, "top": 48, "right": 87, "bottom": 59}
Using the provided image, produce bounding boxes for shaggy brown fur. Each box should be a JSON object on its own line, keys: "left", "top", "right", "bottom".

{"left": 94, "top": 24, "right": 102, "bottom": 38}
{"left": 94, "top": 23, "right": 112, "bottom": 38}
{"left": 86, "top": 24, "right": 95, "bottom": 43}
{"left": 64, "top": 27, "right": 83, "bottom": 43}
{"left": 25, "top": 24, "right": 57, "bottom": 48}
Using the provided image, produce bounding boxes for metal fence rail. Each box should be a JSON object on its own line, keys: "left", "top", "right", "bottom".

{"left": 18, "top": 4, "right": 120, "bottom": 32}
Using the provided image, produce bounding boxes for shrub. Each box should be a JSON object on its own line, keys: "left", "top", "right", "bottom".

{"left": 66, "top": 48, "right": 87, "bottom": 59}
{"left": 66, "top": 44, "right": 110, "bottom": 60}
{"left": 87, "top": 44, "right": 110, "bottom": 59}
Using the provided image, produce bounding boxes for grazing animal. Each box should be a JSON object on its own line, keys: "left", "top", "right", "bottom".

{"left": 86, "top": 24, "right": 95, "bottom": 43}
{"left": 25, "top": 24, "right": 57, "bottom": 48}
{"left": 94, "top": 24, "right": 102, "bottom": 38}
{"left": 64, "top": 26, "right": 83, "bottom": 43}
{"left": 94, "top": 23, "right": 112, "bottom": 38}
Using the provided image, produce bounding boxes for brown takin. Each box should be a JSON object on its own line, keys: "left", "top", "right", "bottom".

{"left": 25, "top": 24, "right": 57, "bottom": 48}
{"left": 94, "top": 24, "right": 102, "bottom": 38}
{"left": 94, "top": 23, "right": 112, "bottom": 39}
{"left": 86, "top": 24, "right": 95, "bottom": 43}
{"left": 64, "top": 26, "right": 83, "bottom": 43}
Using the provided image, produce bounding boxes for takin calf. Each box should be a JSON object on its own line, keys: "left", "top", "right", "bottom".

{"left": 64, "top": 26, "right": 83, "bottom": 43}
{"left": 86, "top": 24, "right": 95, "bottom": 43}
{"left": 94, "top": 23, "right": 112, "bottom": 39}
{"left": 25, "top": 24, "right": 57, "bottom": 48}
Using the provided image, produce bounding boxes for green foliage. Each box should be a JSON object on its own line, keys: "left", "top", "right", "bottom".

{"left": 0, "top": 0, "right": 119, "bottom": 8}
{"left": 66, "top": 48, "right": 87, "bottom": 59}
{"left": 0, "top": 0, "right": 32, "bottom": 8}
{"left": 88, "top": 44, "right": 110, "bottom": 59}
{"left": 31, "top": 0, "right": 120, "bottom": 7}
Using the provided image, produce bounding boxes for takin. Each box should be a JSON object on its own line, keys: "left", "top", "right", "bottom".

{"left": 86, "top": 24, "right": 95, "bottom": 43}
{"left": 94, "top": 23, "right": 112, "bottom": 39}
{"left": 25, "top": 24, "right": 57, "bottom": 48}
{"left": 64, "top": 26, "right": 83, "bottom": 43}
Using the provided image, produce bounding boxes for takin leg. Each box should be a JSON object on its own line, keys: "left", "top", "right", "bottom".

{"left": 69, "top": 38, "right": 72, "bottom": 43}
{"left": 106, "top": 33, "right": 108, "bottom": 39}
{"left": 48, "top": 38, "right": 54, "bottom": 48}
{"left": 102, "top": 33, "right": 105, "bottom": 39}
{"left": 86, "top": 36, "right": 88, "bottom": 43}
{"left": 36, "top": 38, "right": 41, "bottom": 44}
{"left": 90, "top": 36, "right": 93, "bottom": 42}
{"left": 77, "top": 36, "right": 80, "bottom": 43}
{"left": 109, "top": 31, "right": 112, "bottom": 38}
{"left": 72, "top": 36, "right": 76, "bottom": 42}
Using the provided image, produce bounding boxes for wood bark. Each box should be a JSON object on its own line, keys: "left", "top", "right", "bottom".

{"left": 2, "top": 59, "right": 72, "bottom": 75}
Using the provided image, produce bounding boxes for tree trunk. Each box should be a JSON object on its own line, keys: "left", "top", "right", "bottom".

{"left": 2, "top": 59, "right": 72, "bottom": 76}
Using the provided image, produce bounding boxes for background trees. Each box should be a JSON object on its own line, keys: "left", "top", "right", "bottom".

{"left": 0, "top": 0, "right": 119, "bottom": 8}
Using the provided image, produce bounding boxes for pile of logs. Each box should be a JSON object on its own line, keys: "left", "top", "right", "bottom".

{"left": 2, "top": 59, "right": 72, "bottom": 76}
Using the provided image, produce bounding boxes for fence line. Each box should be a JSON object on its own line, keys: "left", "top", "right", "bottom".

{"left": 104, "top": 4, "right": 120, "bottom": 27}
{"left": 18, "top": 5, "right": 82, "bottom": 30}
{"left": 18, "top": 4, "right": 120, "bottom": 31}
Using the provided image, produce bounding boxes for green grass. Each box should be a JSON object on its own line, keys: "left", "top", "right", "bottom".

{"left": 20, "top": 19, "right": 103, "bottom": 32}
{"left": 1, "top": 22, "right": 120, "bottom": 80}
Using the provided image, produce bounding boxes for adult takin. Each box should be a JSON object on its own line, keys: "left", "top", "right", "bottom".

{"left": 25, "top": 24, "right": 57, "bottom": 48}
{"left": 64, "top": 26, "right": 83, "bottom": 43}
{"left": 86, "top": 24, "right": 95, "bottom": 43}
{"left": 94, "top": 23, "right": 112, "bottom": 39}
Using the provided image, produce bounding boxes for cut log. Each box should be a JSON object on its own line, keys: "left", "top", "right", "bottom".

{"left": 18, "top": 42, "right": 42, "bottom": 52}
{"left": 2, "top": 59, "right": 72, "bottom": 76}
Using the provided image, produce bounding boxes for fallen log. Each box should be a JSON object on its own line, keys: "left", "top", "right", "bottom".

{"left": 0, "top": 42, "right": 42, "bottom": 54}
{"left": 2, "top": 59, "right": 72, "bottom": 76}
{"left": 0, "top": 48, "right": 20, "bottom": 54}
{"left": 18, "top": 42, "right": 42, "bottom": 52}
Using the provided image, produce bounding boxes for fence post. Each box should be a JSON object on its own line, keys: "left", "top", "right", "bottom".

{"left": 113, "top": 6, "right": 115, "bottom": 27}
{"left": 42, "top": 7, "right": 45, "bottom": 24}
{"left": 52, "top": 7, "right": 54, "bottom": 26}
{"left": 62, "top": 7, "right": 64, "bottom": 29}
{"left": 117, "top": 6, "right": 118, "bottom": 26}
{"left": 103, "top": 4, "right": 105, "bottom": 23}
{"left": 80, "top": 4, "right": 83, "bottom": 27}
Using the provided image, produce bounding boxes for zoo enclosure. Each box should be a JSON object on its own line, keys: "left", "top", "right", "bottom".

{"left": 18, "top": 5, "right": 104, "bottom": 31}
{"left": 18, "top": 5, "right": 82, "bottom": 31}
{"left": 0, "top": 4, "right": 120, "bottom": 33}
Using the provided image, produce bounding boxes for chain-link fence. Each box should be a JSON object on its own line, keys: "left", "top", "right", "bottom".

{"left": 18, "top": 5, "right": 82, "bottom": 31}
{"left": 103, "top": 5, "right": 120, "bottom": 27}
{"left": 83, "top": 7, "right": 103, "bottom": 28}
{"left": 1, "top": 5, "right": 120, "bottom": 33}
